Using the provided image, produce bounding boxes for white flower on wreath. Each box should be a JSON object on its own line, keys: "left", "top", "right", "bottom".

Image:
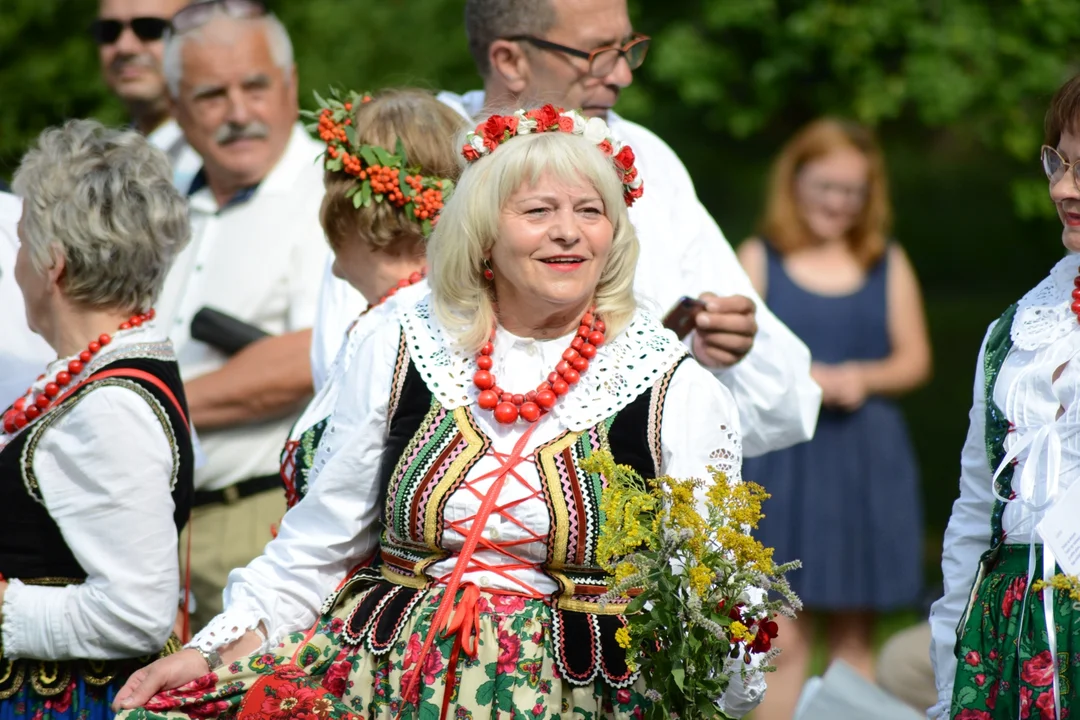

{"left": 469, "top": 134, "right": 486, "bottom": 154}
{"left": 583, "top": 116, "right": 611, "bottom": 144}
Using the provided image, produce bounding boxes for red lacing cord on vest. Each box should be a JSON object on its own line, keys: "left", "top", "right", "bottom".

{"left": 397, "top": 422, "right": 548, "bottom": 720}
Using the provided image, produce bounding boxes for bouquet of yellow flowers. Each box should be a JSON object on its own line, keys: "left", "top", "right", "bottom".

{"left": 581, "top": 452, "right": 801, "bottom": 720}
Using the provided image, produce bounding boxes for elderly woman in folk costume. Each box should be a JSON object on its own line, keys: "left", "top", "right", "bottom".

{"left": 0, "top": 120, "right": 194, "bottom": 720}
{"left": 113, "top": 106, "right": 767, "bottom": 720}
{"left": 929, "top": 73, "right": 1080, "bottom": 720}
{"left": 279, "top": 88, "right": 467, "bottom": 508}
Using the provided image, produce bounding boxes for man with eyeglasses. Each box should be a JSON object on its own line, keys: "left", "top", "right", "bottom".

{"left": 152, "top": 0, "right": 333, "bottom": 634}
{"left": 92, "top": 0, "right": 202, "bottom": 191}
{"left": 311, "top": 0, "right": 821, "bottom": 468}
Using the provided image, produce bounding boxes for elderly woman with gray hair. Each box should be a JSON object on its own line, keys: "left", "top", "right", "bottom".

{"left": 0, "top": 119, "right": 194, "bottom": 720}
{"left": 114, "top": 107, "right": 765, "bottom": 720}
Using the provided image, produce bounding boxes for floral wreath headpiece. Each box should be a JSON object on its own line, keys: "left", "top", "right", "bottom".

{"left": 303, "top": 88, "right": 455, "bottom": 236}
{"left": 461, "top": 104, "right": 643, "bottom": 206}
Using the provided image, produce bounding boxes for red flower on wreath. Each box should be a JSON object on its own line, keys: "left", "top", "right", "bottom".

{"left": 526, "top": 104, "right": 560, "bottom": 129}
{"left": 1021, "top": 651, "right": 1055, "bottom": 687}
{"left": 557, "top": 116, "right": 574, "bottom": 132}
{"left": 597, "top": 139, "right": 614, "bottom": 156}
{"left": 613, "top": 146, "right": 635, "bottom": 172}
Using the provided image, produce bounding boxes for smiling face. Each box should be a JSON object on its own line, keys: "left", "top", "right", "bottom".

{"left": 521, "top": 0, "right": 634, "bottom": 118}
{"left": 1050, "top": 131, "right": 1080, "bottom": 253}
{"left": 794, "top": 147, "right": 870, "bottom": 243}
{"left": 98, "top": 0, "right": 188, "bottom": 108}
{"left": 490, "top": 171, "right": 613, "bottom": 326}
{"left": 173, "top": 18, "right": 298, "bottom": 193}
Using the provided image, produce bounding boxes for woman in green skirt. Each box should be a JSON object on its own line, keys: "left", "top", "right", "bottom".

{"left": 929, "top": 73, "right": 1080, "bottom": 720}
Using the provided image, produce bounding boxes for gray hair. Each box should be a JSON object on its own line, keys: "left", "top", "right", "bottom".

{"left": 162, "top": 11, "right": 294, "bottom": 97}
{"left": 465, "top": 0, "right": 556, "bottom": 77}
{"left": 12, "top": 119, "right": 191, "bottom": 312}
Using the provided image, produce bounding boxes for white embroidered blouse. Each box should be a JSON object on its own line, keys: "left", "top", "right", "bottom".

{"left": 929, "top": 254, "right": 1080, "bottom": 718}
{"left": 194, "top": 295, "right": 765, "bottom": 716}
{"left": 0, "top": 327, "right": 182, "bottom": 660}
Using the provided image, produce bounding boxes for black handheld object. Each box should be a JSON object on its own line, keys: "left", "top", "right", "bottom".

{"left": 190, "top": 307, "right": 270, "bottom": 356}
{"left": 662, "top": 296, "right": 707, "bottom": 340}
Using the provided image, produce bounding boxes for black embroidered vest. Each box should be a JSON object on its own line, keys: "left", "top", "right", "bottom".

{"left": 0, "top": 355, "right": 194, "bottom": 581}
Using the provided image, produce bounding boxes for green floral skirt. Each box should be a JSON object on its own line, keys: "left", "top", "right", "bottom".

{"left": 118, "top": 579, "right": 648, "bottom": 720}
{"left": 951, "top": 544, "right": 1080, "bottom": 720}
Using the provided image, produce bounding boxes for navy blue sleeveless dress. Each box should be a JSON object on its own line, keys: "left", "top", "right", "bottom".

{"left": 742, "top": 242, "right": 923, "bottom": 610}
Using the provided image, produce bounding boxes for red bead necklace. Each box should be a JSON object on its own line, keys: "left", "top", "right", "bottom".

{"left": 2, "top": 309, "right": 155, "bottom": 434}
{"left": 366, "top": 269, "right": 426, "bottom": 312}
{"left": 473, "top": 309, "right": 606, "bottom": 425}
{"left": 1071, "top": 271, "right": 1080, "bottom": 322}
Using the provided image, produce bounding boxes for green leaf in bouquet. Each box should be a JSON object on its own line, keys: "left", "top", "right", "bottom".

{"left": 395, "top": 137, "right": 409, "bottom": 166}
{"left": 344, "top": 184, "right": 359, "bottom": 198}
{"left": 344, "top": 124, "right": 358, "bottom": 147}
{"left": 422, "top": 218, "right": 433, "bottom": 236}
{"left": 352, "top": 190, "right": 364, "bottom": 209}
{"left": 672, "top": 666, "right": 685, "bottom": 690}
{"left": 625, "top": 594, "right": 648, "bottom": 614}
{"left": 360, "top": 183, "right": 372, "bottom": 207}
{"left": 325, "top": 156, "right": 343, "bottom": 173}
{"left": 312, "top": 89, "right": 328, "bottom": 108}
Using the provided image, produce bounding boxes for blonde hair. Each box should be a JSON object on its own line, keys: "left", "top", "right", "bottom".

{"left": 428, "top": 130, "right": 638, "bottom": 352}
{"left": 319, "top": 88, "right": 468, "bottom": 257}
{"left": 760, "top": 118, "right": 890, "bottom": 268}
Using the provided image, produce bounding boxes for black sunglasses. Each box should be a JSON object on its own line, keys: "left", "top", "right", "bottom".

{"left": 90, "top": 17, "right": 171, "bottom": 45}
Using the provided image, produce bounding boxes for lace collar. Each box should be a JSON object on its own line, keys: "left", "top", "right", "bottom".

{"left": 399, "top": 294, "right": 689, "bottom": 431}
{"left": 1012, "top": 254, "right": 1080, "bottom": 351}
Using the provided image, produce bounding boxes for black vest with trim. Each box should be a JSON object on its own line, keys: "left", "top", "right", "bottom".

{"left": 0, "top": 355, "right": 194, "bottom": 582}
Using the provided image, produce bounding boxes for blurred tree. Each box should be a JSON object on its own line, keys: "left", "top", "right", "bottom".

{"left": 638, "top": 0, "right": 1080, "bottom": 217}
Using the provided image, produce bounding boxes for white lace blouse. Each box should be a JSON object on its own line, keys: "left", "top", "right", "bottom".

{"left": 193, "top": 295, "right": 764, "bottom": 715}
{"left": 929, "top": 254, "right": 1080, "bottom": 718}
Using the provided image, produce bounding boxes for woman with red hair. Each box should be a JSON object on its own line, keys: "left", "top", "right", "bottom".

{"left": 738, "top": 118, "right": 932, "bottom": 719}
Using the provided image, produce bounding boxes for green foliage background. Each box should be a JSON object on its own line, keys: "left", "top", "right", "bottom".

{"left": 3, "top": 0, "right": 1080, "bottom": 589}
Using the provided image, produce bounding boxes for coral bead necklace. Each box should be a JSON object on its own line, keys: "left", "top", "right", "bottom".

{"left": 472, "top": 309, "right": 606, "bottom": 424}
{"left": 2, "top": 309, "right": 155, "bottom": 434}
{"left": 366, "top": 269, "right": 426, "bottom": 312}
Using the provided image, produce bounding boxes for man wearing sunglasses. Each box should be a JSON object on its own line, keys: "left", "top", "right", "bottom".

{"left": 92, "top": 0, "right": 201, "bottom": 191}
{"left": 312, "top": 0, "right": 821, "bottom": 469}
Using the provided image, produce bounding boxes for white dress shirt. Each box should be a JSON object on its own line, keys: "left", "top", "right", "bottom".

{"left": 196, "top": 297, "right": 764, "bottom": 716}
{"left": 147, "top": 118, "right": 202, "bottom": 194}
{"left": 311, "top": 90, "right": 820, "bottom": 456}
{"left": 157, "top": 124, "right": 330, "bottom": 491}
{"left": 0, "top": 193, "right": 54, "bottom": 405}
{"left": 929, "top": 254, "right": 1080, "bottom": 718}
{"left": 0, "top": 327, "right": 181, "bottom": 660}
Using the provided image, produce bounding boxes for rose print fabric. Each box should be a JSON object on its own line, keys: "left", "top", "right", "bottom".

{"left": 0, "top": 678, "right": 120, "bottom": 720}
{"left": 951, "top": 546, "right": 1079, "bottom": 719}
{"left": 119, "top": 581, "right": 648, "bottom": 720}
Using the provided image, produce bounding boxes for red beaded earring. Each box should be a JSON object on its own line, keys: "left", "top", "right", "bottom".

{"left": 482, "top": 260, "right": 494, "bottom": 281}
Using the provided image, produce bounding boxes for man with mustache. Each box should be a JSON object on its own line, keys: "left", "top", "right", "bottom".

{"left": 154, "top": 0, "right": 331, "bottom": 633}
{"left": 94, "top": 0, "right": 201, "bottom": 190}
{"left": 313, "top": 0, "right": 821, "bottom": 461}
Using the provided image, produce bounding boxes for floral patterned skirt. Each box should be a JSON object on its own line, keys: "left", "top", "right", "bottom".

{"left": 951, "top": 544, "right": 1080, "bottom": 720}
{"left": 118, "top": 579, "right": 648, "bottom": 720}
{"left": 0, "top": 677, "right": 119, "bottom": 720}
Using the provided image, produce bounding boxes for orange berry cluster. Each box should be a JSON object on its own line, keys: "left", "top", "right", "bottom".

{"left": 310, "top": 90, "right": 450, "bottom": 231}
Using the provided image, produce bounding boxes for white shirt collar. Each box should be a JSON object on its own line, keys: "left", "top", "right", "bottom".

{"left": 1012, "top": 252, "right": 1080, "bottom": 351}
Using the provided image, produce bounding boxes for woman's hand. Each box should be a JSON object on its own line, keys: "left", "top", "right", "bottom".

{"left": 111, "top": 649, "right": 208, "bottom": 711}
{"left": 812, "top": 362, "right": 868, "bottom": 412}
